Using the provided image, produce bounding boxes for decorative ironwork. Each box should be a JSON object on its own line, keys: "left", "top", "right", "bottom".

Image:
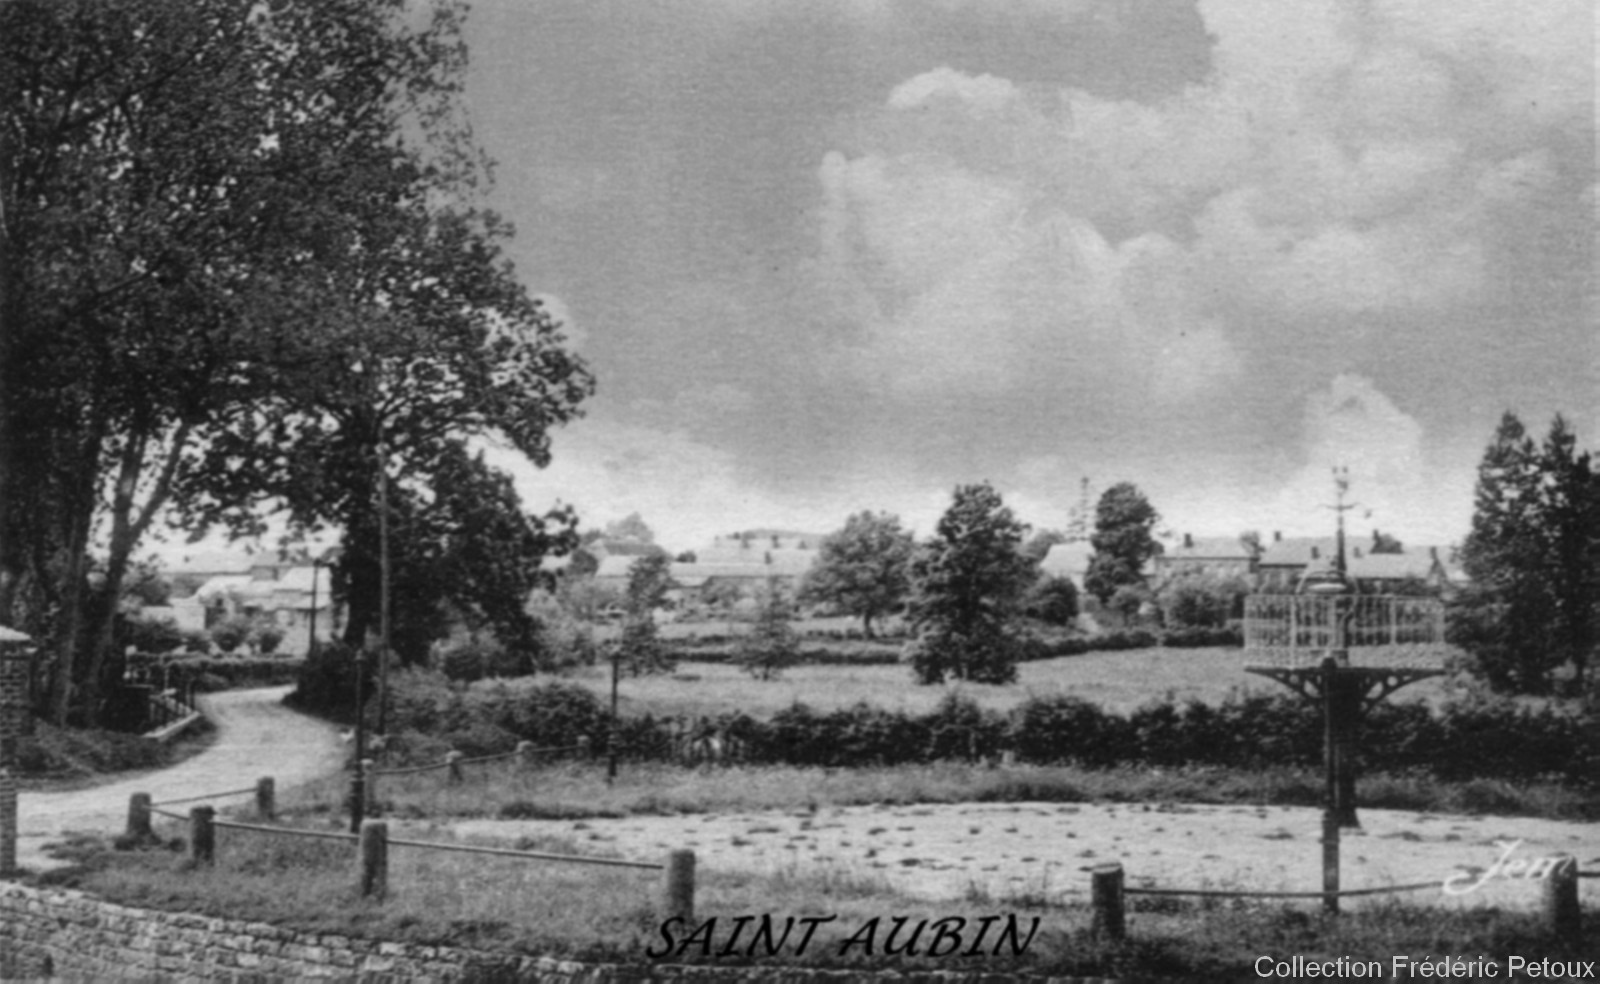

{"left": 1243, "top": 594, "right": 1451, "bottom": 669}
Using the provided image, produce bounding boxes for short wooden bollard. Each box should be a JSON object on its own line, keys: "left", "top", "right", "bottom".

{"left": 446, "top": 750, "right": 464, "bottom": 782}
{"left": 190, "top": 806, "right": 215, "bottom": 865}
{"left": 255, "top": 777, "right": 275, "bottom": 821}
{"left": 516, "top": 740, "right": 534, "bottom": 767}
{"left": 577, "top": 735, "right": 591, "bottom": 759}
{"left": 126, "top": 793, "right": 154, "bottom": 842}
{"left": 1090, "top": 863, "right": 1125, "bottom": 941}
{"left": 1544, "top": 856, "right": 1580, "bottom": 946}
{"left": 663, "top": 849, "right": 695, "bottom": 926}
{"left": 359, "top": 820, "right": 388, "bottom": 899}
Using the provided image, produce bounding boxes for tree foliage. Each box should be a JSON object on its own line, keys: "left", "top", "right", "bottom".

{"left": 616, "top": 552, "right": 675, "bottom": 676}
{"left": 738, "top": 581, "right": 800, "bottom": 680}
{"left": 329, "top": 443, "right": 577, "bottom": 665}
{"left": 1451, "top": 413, "right": 1598, "bottom": 694}
{"left": 799, "top": 511, "right": 914, "bottom": 637}
{"left": 1158, "top": 573, "right": 1248, "bottom": 630}
{"left": 904, "top": 483, "right": 1037, "bottom": 684}
{"left": 1023, "top": 575, "right": 1080, "bottom": 627}
{"left": 0, "top": 0, "right": 591, "bottom": 724}
{"left": 1084, "top": 483, "right": 1160, "bottom": 604}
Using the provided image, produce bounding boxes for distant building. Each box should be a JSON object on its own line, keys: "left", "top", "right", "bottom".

{"left": 1255, "top": 531, "right": 1459, "bottom": 594}
{"left": 1152, "top": 534, "right": 1256, "bottom": 581}
{"left": 171, "top": 552, "right": 338, "bottom": 655}
{"left": 592, "top": 533, "right": 823, "bottom": 611}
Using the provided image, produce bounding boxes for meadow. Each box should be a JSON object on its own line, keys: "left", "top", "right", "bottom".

{"left": 540, "top": 645, "right": 1449, "bottom": 719}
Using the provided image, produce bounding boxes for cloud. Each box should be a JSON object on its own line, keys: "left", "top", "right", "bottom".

{"left": 1259, "top": 375, "right": 1472, "bottom": 542}
{"left": 486, "top": 417, "right": 853, "bottom": 548}
{"left": 812, "top": 0, "right": 1590, "bottom": 411}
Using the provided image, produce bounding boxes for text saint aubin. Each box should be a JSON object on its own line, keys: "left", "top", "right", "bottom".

{"left": 647, "top": 913, "right": 1041, "bottom": 960}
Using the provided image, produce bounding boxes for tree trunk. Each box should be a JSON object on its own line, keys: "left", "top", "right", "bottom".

{"left": 81, "top": 422, "right": 190, "bottom": 728}
{"left": 50, "top": 420, "right": 106, "bottom": 726}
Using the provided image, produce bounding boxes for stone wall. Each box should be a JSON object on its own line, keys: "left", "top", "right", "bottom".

{"left": 0, "top": 882, "right": 1137, "bottom": 983}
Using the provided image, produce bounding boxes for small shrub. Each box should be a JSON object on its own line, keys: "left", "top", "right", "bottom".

{"left": 255, "top": 623, "right": 285, "bottom": 655}
{"left": 438, "top": 642, "right": 495, "bottom": 684}
{"left": 209, "top": 616, "right": 253, "bottom": 655}
{"left": 125, "top": 617, "right": 186, "bottom": 654}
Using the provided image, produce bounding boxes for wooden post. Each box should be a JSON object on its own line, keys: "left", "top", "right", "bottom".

{"left": 1543, "top": 856, "right": 1580, "bottom": 946}
{"left": 255, "top": 777, "right": 275, "bottom": 822}
{"left": 359, "top": 819, "right": 388, "bottom": 899}
{"left": 608, "top": 649, "right": 620, "bottom": 784}
{"left": 1090, "top": 863, "right": 1126, "bottom": 941}
{"left": 663, "top": 849, "right": 695, "bottom": 925}
{"left": 1321, "top": 811, "right": 1340, "bottom": 915}
{"left": 190, "top": 806, "right": 215, "bottom": 865}
{"left": 516, "top": 740, "right": 533, "bottom": 767}
{"left": 127, "top": 792, "right": 154, "bottom": 842}
{"left": 446, "top": 750, "right": 463, "bottom": 783}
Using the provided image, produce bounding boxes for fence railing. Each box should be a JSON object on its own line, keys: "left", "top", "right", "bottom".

{"left": 1086, "top": 860, "right": 1586, "bottom": 946}
{"left": 125, "top": 775, "right": 695, "bottom": 925}
{"left": 1243, "top": 594, "right": 1448, "bottom": 668}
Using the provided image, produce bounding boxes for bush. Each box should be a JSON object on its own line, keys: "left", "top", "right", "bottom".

{"left": 1011, "top": 695, "right": 1124, "bottom": 766}
{"left": 1024, "top": 576, "right": 1080, "bottom": 626}
{"left": 437, "top": 642, "right": 498, "bottom": 684}
{"left": 288, "top": 642, "right": 364, "bottom": 719}
{"left": 1159, "top": 625, "right": 1242, "bottom": 648}
{"left": 482, "top": 680, "right": 607, "bottom": 751}
{"left": 125, "top": 617, "right": 186, "bottom": 654}
{"left": 209, "top": 616, "right": 254, "bottom": 655}
{"left": 256, "top": 623, "right": 285, "bottom": 655}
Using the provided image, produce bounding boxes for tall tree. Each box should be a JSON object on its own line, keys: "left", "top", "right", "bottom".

{"left": 617, "top": 551, "right": 675, "bottom": 676}
{"left": 2, "top": 0, "right": 592, "bottom": 724}
{"left": 1452, "top": 413, "right": 1597, "bottom": 693}
{"left": 1084, "top": 482, "right": 1160, "bottom": 604}
{"left": 799, "top": 511, "right": 914, "bottom": 638}
{"left": 905, "top": 483, "right": 1037, "bottom": 685}
{"left": 738, "top": 579, "right": 800, "bottom": 681}
{"left": 329, "top": 442, "right": 578, "bottom": 665}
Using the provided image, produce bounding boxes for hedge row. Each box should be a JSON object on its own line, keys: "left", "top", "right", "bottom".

{"left": 668, "top": 641, "right": 900, "bottom": 666}
{"left": 127, "top": 653, "right": 306, "bottom": 692}
{"left": 666, "top": 626, "right": 1243, "bottom": 667}
{"left": 372, "top": 673, "right": 1597, "bottom": 788}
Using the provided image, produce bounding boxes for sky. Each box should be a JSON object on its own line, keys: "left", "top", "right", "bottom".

{"left": 457, "top": 0, "right": 1595, "bottom": 553}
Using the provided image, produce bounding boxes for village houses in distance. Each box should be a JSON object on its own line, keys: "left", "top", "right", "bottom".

{"left": 145, "top": 526, "right": 1468, "bottom": 658}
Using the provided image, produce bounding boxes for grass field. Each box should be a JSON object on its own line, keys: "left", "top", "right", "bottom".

{"left": 535, "top": 646, "right": 1450, "bottom": 720}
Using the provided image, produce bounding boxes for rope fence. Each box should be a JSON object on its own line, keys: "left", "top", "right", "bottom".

{"left": 1089, "top": 861, "right": 1587, "bottom": 947}
{"left": 369, "top": 740, "right": 589, "bottom": 778}
{"left": 151, "top": 787, "right": 259, "bottom": 807}
{"left": 118, "top": 774, "right": 695, "bottom": 925}
{"left": 1121, "top": 880, "right": 1443, "bottom": 900}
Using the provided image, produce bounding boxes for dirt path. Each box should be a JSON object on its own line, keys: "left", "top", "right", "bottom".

{"left": 15, "top": 686, "right": 345, "bottom": 873}
{"left": 449, "top": 801, "right": 1600, "bottom": 913}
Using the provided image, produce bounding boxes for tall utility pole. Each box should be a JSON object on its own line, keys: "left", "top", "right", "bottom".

{"left": 377, "top": 434, "right": 391, "bottom": 737}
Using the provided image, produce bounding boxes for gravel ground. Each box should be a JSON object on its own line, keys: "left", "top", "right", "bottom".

{"left": 446, "top": 800, "right": 1600, "bottom": 912}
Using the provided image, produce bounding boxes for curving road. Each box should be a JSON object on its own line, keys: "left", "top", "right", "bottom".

{"left": 14, "top": 686, "right": 346, "bottom": 873}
